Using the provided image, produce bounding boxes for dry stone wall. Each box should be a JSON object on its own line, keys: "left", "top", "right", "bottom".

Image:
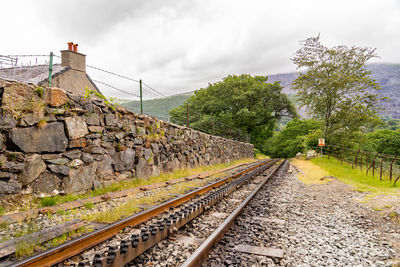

{"left": 0, "top": 79, "right": 253, "bottom": 200}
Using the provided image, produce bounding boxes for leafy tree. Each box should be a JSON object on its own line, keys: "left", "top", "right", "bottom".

{"left": 291, "top": 35, "right": 383, "bottom": 145}
{"left": 169, "top": 74, "right": 296, "bottom": 152}
{"left": 267, "top": 119, "right": 321, "bottom": 158}
{"left": 361, "top": 129, "right": 400, "bottom": 155}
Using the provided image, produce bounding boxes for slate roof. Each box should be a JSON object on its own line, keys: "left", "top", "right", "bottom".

{"left": 0, "top": 64, "right": 68, "bottom": 85}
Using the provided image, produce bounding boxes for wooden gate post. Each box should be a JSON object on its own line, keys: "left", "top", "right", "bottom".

{"left": 380, "top": 155, "right": 387, "bottom": 181}
{"left": 352, "top": 150, "right": 360, "bottom": 169}
{"left": 390, "top": 156, "right": 397, "bottom": 181}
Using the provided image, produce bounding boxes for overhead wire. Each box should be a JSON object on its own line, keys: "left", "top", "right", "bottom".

{"left": 92, "top": 79, "right": 140, "bottom": 97}
{"left": 87, "top": 64, "right": 165, "bottom": 97}
{"left": 1, "top": 54, "right": 166, "bottom": 98}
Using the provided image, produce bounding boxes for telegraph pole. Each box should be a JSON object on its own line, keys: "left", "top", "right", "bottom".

{"left": 48, "top": 52, "right": 53, "bottom": 87}
{"left": 139, "top": 79, "right": 143, "bottom": 114}
{"left": 186, "top": 102, "right": 189, "bottom": 127}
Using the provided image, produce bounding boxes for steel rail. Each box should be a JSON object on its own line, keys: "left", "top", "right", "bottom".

{"left": 181, "top": 159, "right": 288, "bottom": 267}
{"left": 10, "top": 159, "right": 273, "bottom": 267}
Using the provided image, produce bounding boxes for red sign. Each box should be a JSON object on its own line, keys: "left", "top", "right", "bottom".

{"left": 318, "top": 138, "right": 325, "bottom": 146}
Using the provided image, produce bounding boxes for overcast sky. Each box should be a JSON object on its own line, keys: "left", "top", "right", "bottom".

{"left": 1, "top": 0, "right": 399, "bottom": 99}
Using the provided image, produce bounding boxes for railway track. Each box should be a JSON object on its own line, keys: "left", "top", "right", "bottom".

{"left": 7, "top": 159, "right": 283, "bottom": 267}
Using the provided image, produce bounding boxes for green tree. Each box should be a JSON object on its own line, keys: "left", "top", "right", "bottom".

{"left": 291, "top": 35, "right": 383, "bottom": 145}
{"left": 169, "top": 74, "right": 296, "bottom": 152}
{"left": 362, "top": 129, "right": 400, "bottom": 155}
{"left": 267, "top": 119, "right": 321, "bottom": 158}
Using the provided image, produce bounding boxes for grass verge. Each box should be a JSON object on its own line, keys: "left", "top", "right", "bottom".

{"left": 291, "top": 158, "right": 332, "bottom": 185}
{"left": 310, "top": 156, "right": 400, "bottom": 196}
{"left": 37, "top": 158, "right": 256, "bottom": 208}
{"left": 83, "top": 179, "right": 207, "bottom": 223}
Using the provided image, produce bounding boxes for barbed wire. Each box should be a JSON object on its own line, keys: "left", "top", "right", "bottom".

{"left": 87, "top": 64, "right": 165, "bottom": 97}
{"left": 142, "top": 81, "right": 166, "bottom": 98}
{"left": 92, "top": 79, "right": 140, "bottom": 97}
{"left": 3, "top": 54, "right": 50, "bottom": 57}
{"left": 0, "top": 54, "right": 166, "bottom": 98}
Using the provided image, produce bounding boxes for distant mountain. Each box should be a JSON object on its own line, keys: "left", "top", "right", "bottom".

{"left": 267, "top": 63, "right": 400, "bottom": 119}
{"left": 119, "top": 92, "right": 193, "bottom": 121}
{"left": 120, "top": 63, "right": 400, "bottom": 121}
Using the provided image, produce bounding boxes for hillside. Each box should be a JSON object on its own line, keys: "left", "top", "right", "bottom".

{"left": 119, "top": 92, "right": 193, "bottom": 121}
{"left": 268, "top": 63, "right": 400, "bottom": 119}
{"left": 120, "top": 63, "right": 400, "bottom": 120}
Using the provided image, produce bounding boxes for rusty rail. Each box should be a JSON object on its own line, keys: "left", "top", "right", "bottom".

{"left": 11, "top": 159, "right": 274, "bottom": 267}
{"left": 181, "top": 160, "right": 288, "bottom": 267}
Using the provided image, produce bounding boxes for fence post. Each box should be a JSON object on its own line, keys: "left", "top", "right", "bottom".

{"left": 186, "top": 102, "right": 189, "bottom": 127}
{"left": 341, "top": 148, "right": 344, "bottom": 165}
{"left": 367, "top": 153, "right": 378, "bottom": 176}
{"left": 390, "top": 156, "right": 397, "bottom": 181}
{"left": 139, "top": 79, "right": 143, "bottom": 114}
{"left": 394, "top": 174, "right": 400, "bottom": 186}
{"left": 48, "top": 52, "right": 53, "bottom": 87}
{"left": 380, "top": 155, "right": 386, "bottom": 181}
{"left": 352, "top": 149, "right": 360, "bottom": 169}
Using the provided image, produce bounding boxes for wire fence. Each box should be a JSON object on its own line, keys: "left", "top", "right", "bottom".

{"left": 0, "top": 53, "right": 164, "bottom": 99}
{"left": 323, "top": 145, "right": 400, "bottom": 186}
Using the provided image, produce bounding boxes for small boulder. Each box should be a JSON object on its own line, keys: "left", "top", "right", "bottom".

{"left": 18, "top": 154, "right": 46, "bottom": 186}
{"left": 33, "top": 172, "right": 61, "bottom": 194}
{"left": 48, "top": 164, "right": 70, "bottom": 176}
{"left": 143, "top": 148, "right": 152, "bottom": 161}
{"left": 112, "top": 148, "right": 135, "bottom": 171}
{"left": 10, "top": 122, "right": 68, "bottom": 153}
{"left": 68, "top": 159, "right": 84, "bottom": 168}
{"left": 0, "top": 112, "right": 16, "bottom": 130}
{"left": 64, "top": 117, "right": 89, "bottom": 140}
{"left": 136, "top": 158, "right": 151, "bottom": 179}
{"left": 46, "top": 88, "right": 68, "bottom": 107}
{"left": 96, "top": 155, "right": 115, "bottom": 180}
{"left": 68, "top": 138, "right": 87, "bottom": 148}
{"left": 86, "top": 113, "right": 100, "bottom": 126}
{"left": 92, "top": 180, "right": 102, "bottom": 190}
{"left": 306, "top": 150, "right": 318, "bottom": 160}
{"left": 63, "top": 163, "right": 97, "bottom": 194}
{"left": 0, "top": 180, "right": 21, "bottom": 194}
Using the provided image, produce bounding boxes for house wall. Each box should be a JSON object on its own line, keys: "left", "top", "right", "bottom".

{"left": 52, "top": 69, "right": 98, "bottom": 95}
{"left": 0, "top": 79, "right": 254, "bottom": 205}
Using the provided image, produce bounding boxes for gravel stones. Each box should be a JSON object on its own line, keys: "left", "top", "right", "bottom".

{"left": 205, "top": 165, "right": 400, "bottom": 266}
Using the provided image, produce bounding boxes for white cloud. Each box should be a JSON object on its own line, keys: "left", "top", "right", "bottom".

{"left": 0, "top": 0, "right": 399, "bottom": 99}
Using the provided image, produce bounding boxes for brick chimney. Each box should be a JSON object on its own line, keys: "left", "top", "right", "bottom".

{"left": 61, "top": 42, "right": 86, "bottom": 72}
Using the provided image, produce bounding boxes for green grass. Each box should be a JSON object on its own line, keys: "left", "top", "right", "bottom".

{"left": 83, "top": 179, "right": 206, "bottom": 223}
{"left": 40, "top": 197, "right": 58, "bottom": 207}
{"left": 84, "top": 202, "right": 94, "bottom": 209}
{"left": 0, "top": 206, "right": 5, "bottom": 215}
{"left": 310, "top": 156, "right": 400, "bottom": 195}
{"left": 35, "top": 158, "right": 255, "bottom": 208}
